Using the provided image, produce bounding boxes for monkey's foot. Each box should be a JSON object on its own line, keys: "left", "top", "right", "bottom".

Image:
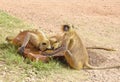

{"left": 18, "top": 47, "right": 25, "bottom": 56}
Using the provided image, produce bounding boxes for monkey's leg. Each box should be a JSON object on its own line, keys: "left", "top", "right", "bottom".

{"left": 21, "top": 33, "right": 31, "bottom": 47}
{"left": 64, "top": 50, "right": 83, "bottom": 69}
{"left": 18, "top": 33, "right": 31, "bottom": 55}
{"left": 18, "top": 33, "right": 39, "bottom": 55}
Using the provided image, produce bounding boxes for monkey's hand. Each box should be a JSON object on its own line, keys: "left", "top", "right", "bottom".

{"left": 18, "top": 47, "right": 25, "bottom": 55}
{"left": 42, "top": 45, "right": 66, "bottom": 56}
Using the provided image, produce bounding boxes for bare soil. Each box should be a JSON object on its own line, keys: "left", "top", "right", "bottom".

{"left": 0, "top": 0, "right": 120, "bottom": 82}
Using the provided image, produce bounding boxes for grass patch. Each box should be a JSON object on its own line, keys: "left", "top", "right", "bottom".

{"left": 0, "top": 10, "right": 33, "bottom": 42}
{"left": 31, "top": 59, "right": 63, "bottom": 71}
{"left": 0, "top": 10, "right": 32, "bottom": 69}
{"left": 0, "top": 43, "right": 24, "bottom": 65}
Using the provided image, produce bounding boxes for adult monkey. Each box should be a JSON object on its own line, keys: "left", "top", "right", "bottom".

{"left": 6, "top": 30, "right": 63, "bottom": 55}
{"left": 17, "top": 29, "right": 51, "bottom": 55}
{"left": 46, "top": 24, "right": 119, "bottom": 70}
{"left": 6, "top": 29, "right": 64, "bottom": 62}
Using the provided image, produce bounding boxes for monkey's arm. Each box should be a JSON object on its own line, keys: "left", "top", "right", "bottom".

{"left": 86, "top": 47, "right": 116, "bottom": 51}
{"left": 42, "top": 46, "right": 65, "bottom": 56}
{"left": 64, "top": 50, "right": 81, "bottom": 69}
{"left": 21, "top": 33, "right": 31, "bottom": 47}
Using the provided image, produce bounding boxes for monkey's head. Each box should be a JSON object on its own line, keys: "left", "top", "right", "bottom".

{"left": 62, "top": 24, "right": 75, "bottom": 38}
{"left": 39, "top": 40, "right": 51, "bottom": 51}
{"left": 62, "top": 24, "right": 74, "bottom": 32}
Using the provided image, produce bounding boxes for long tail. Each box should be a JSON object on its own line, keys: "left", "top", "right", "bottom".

{"left": 85, "top": 61, "right": 120, "bottom": 70}
{"left": 86, "top": 47, "right": 116, "bottom": 51}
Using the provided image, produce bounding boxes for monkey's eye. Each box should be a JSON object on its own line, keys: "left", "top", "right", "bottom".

{"left": 42, "top": 43, "right": 46, "bottom": 45}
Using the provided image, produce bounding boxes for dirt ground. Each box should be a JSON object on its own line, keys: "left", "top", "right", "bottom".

{"left": 0, "top": 0, "right": 120, "bottom": 82}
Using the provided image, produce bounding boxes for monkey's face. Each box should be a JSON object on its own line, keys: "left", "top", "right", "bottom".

{"left": 39, "top": 40, "right": 51, "bottom": 51}
{"left": 62, "top": 24, "right": 75, "bottom": 39}
{"left": 63, "top": 25, "right": 70, "bottom": 31}
{"left": 63, "top": 24, "right": 74, "bottom": 31}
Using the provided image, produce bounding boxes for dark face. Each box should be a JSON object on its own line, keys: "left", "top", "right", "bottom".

{"left": 63, "top": 25, "right": 70, "bottom": 31}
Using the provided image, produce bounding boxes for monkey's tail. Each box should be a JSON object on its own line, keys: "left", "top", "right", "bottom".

{"left": 85, "top": 62, "right": 100, "bottom": 69}
{"left": 85, "top": 62, "right": 120, "bottom": 70}
{"left": 86, "top": 47, "right": 116, "bottom": 51}
{"left": 6, "top": 36, "right": 14, "bottom": 43}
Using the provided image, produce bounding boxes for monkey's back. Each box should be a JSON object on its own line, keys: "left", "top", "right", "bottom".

{"left": 12, "top": 30, "right": 40, "bottom": 48}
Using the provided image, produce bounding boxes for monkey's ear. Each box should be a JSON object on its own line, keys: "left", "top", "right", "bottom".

{"left": 63, "top": 25, "right": 70, "bottom": 32}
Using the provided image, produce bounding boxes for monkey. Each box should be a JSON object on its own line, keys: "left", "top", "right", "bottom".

{"left": 18, "top": 29, "right": 52, "bottom": 55}
{"left": 5, "top": 30, "right": 64, "bottom": 62}
{"left": 6, "top": 29, "right": 51, "bottom": 55}
{"left": 6, "top": 32, "right": 63, "bottom": 56}
{"left": 6, "top": 33, "right": 62, "bottom": 49}
{"left": 47, "top": 24, "right": 119, "bottom": 70}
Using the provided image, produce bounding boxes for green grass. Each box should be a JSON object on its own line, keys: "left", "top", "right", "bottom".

{"left": 0, "top": 43, "right": 24, "bottom": 65}
{"left": 0, "top": 10, "right": 66, "bottom": 78}
{"left": 0, "top": 10, "right": 32, "bottom": 67}
{"left": 0, "top": 10, "right": 32, "bottom": 42}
